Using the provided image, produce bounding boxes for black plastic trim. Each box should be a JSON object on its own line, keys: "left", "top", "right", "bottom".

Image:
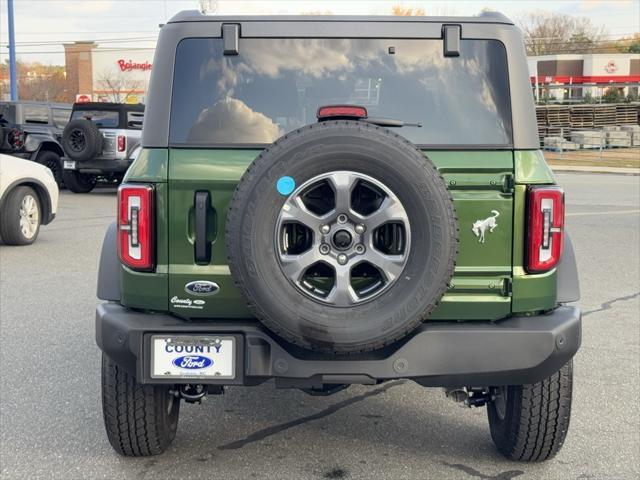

{"left": 222, "top": 23, "right": 240, "bottom": 55}
{"left": 97, "top": 222, "right": 121, "bottom": 302}
{"left": 557, "top": 231, "right": 580, "bottom": 303}
{"left": 96, "top": 303, "right": 581, "bottom": 387}
{"left": 443, "top": 24, "right": 461, "bottom": 57}
{"left": 194, "top": 191, "right": 211, "bottom": 264}
{"left": 61, "top": 156, "right": 131, "bottom": 174}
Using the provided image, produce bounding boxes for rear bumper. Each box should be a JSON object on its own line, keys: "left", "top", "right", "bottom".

{"left": 96, "top": 303, "right": 581, "bottom": 388}
{"left": 62, "top": 156, "right": 131, "bottom": 174}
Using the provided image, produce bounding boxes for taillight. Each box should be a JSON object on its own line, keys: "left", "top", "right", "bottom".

{"left": 8, "top": 128, "right": 24, "bottom": 149}
{"left": 526, "top": 186, "right": 564, "bottom": 273}
{"left": 117, "top": 135, "right": 126, "bottom": 152}
{"left": 118, "top": 184, "right": 154, "bottom": 271}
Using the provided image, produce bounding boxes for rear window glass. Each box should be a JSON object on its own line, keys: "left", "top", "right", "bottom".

{"left": 24, "top": 104, "right": 49, "bottom": 124}
{"left": 127, "top": 111, "right": 144, "bottom": 129}
{"left": 0, "top": 104, "right": 16, "bottom": 124}
{"left": 170, "top": 38, "right": 512, "bottom": 146}
{"left": 52, "top": 108, "right": 71, "bottom": 128}
{"left": 71, "top": 110, "right": 119, "bottom": 128}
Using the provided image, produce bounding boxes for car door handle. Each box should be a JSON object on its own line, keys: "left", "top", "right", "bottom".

{"left": 194, "top": 191, "right": 211, "bottom": 264}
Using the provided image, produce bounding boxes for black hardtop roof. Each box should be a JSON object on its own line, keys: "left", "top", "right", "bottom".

{"left": 143, "top": 9, "right": 538, "bottom": 150}
{"left": 168, "top": 10, "right": 513, "bottom": 25}
{"left": 72, "top": 102, "right": 145, "bottom": 113}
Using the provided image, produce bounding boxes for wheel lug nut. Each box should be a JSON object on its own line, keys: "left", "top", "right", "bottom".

{"left": 320, "top": 224, "right": 331, "bottom": 234}
{"left": 354, "top": 224, "right": 366, "bottom": 234}
{"left": 319, "top": 244, "right": 331, "bottom": 255}
{"left": 354, "top": 244, "right": 365, "bottom": 254}
{"left": 337, "top": 253, "right": 348, "bottom": 265}
{"left": 337, "top": 214, "right": 348, "bottom": 224}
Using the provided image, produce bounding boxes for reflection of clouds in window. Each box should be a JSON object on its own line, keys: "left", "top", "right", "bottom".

{"left": 171, "top": 38, "right": 512, "bottom": 146}
{"left": 187, "top": 97, "right": 282, "bottom": 144}
{"left": 241, "top": 39, "right": 365, "bottom": 78}
{"left": 388, "top": 41, "right": 446, "bottom": 73}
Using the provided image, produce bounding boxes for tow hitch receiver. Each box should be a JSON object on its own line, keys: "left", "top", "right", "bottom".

{"left": 172, "top": 384, "right": 224, "bottom": 404}
{"left": 445, "top": 387, "right": 492, "bottom": 407}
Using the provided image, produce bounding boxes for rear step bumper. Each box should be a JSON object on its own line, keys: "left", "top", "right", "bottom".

{"left": 96, "top": 303, "right": 581, "bottom": 388}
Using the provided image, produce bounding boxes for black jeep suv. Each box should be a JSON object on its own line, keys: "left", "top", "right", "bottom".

{"left": 0, "top": 101, "right": 71, "bottom": 185}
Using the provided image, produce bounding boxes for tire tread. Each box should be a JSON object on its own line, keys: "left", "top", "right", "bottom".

{"left": 101, "top": 355, "right": 178, "bottom": 456}
{"left": 489, "top": 361, "right": 573, "bottom": 461}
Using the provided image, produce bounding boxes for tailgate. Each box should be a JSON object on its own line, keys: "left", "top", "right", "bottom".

{"left": 166, "top": 149, "right": 514, "bottom": 320}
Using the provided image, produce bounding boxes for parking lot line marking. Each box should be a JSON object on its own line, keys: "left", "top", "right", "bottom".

{"left": 566, "top": 209, "right": 640, "bottom": 217}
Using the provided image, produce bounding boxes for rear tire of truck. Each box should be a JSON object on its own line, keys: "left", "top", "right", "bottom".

{"left": 487, "top": 360, "right": 573, "bottom": 462}
{"left": 36, "top": 150, "right": 63, "bottom": 186}
{"left": 62, "top": 170, "right": 97, "bottom": 193}
{"left": 101, "top": 355, "right": 180, "bottom": 457}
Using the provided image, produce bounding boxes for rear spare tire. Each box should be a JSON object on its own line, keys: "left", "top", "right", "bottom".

{"left": 226, "top": 121, "right": 458, "bottom": 353}
{"left": 62, "top": 169, "right": 97, "bottom": 193}
{"left": 62, "top": 119, "right": 102, "bottom": 161}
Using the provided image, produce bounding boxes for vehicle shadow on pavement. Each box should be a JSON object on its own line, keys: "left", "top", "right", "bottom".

{"left": 123, "top": 381, "right": 523, "bottom": 479}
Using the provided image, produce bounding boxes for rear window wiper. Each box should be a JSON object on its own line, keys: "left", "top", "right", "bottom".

{"left": 360, "top": 117, "right": 422, "bottom": 128}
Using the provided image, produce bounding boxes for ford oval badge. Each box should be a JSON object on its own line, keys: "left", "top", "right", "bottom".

{"left": 185, "top": 280, "right": 220, "bottom": 296}
{"left": 172, "top": 355, "right": 213, "bottom": 369}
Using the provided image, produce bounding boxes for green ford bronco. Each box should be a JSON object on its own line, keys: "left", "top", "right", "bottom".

{"left": 96, "top": 11, "right": 581, "bottom": 460}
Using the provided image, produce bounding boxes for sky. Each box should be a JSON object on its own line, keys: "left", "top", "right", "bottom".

{"left": 0, "top": 0, "right": 638, "bottom": 65}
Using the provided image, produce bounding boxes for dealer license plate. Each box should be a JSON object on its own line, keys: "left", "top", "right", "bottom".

{"left": 63, "top": 160, "right": 76, "bottom": 170}
{"left": 151, "top": 335, "right": 235, "bottom": 379}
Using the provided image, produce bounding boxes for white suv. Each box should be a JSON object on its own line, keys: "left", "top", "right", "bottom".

{"left": 0, "top": 153, "right": 58, "bottom": 245}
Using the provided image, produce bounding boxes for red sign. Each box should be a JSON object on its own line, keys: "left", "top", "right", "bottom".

{"left": 76, "top": 94, "right": 92, "bottom": 103}
{"left": 117, "top": 59, "right": 152, "bottom": 72}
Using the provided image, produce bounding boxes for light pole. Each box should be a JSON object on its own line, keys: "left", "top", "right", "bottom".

{"left": 7, "top": 0, "right": 18, "bottom": 100}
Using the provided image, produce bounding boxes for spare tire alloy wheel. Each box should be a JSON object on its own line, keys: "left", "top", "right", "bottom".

{"left": 19, "top": 193, "right": 40, "bottom": 240}
{"left": 68, "top": 128, "right": 86, "bottom": 153}
{"left": 276, "top": 171, "right": 410, "bottom": 306}
{"left": 226, "top": 121, "right": 458, "bottom": 354}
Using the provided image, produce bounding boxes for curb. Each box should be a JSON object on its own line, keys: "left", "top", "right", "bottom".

{"left": 549, "top": 165, "right": 640, "bottom": 175}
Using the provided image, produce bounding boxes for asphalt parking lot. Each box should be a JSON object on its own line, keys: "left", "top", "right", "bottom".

{"left": 0, "top": 172, "right": 638, "bottom": 480}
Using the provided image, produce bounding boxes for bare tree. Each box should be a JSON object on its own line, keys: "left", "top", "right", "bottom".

{"left": 96, "top": 70, "right": 141, "bottom": 103}
{"left": 300, "top": 10, "right": 334, "bottom": 15}
{"left": 391, "top": 5, "right": 426, "bottom": 16}
{"left": 199, "top": 0, "right": 218, "bottom": 14}
{"left": 20, "top": 72, "right": 67, "bottom": 102}
{"left": 1, "top": 62, "right": 68, "bottom": 102}
{"left": 518, "top": 11, "right": 607, "bottom": 55}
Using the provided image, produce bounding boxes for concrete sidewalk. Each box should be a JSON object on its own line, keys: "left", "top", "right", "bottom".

{"left": 549, "top": 164, "right": 640, "bottom": 175}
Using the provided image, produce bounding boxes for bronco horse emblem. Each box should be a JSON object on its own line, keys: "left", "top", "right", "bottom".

{"left": 472, "top": 210, "right": 499, "bottom": 243}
